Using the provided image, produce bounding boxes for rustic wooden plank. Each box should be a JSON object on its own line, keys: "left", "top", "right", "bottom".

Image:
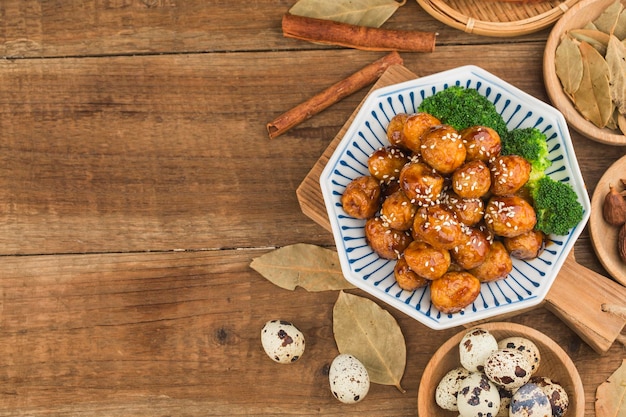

{"left": 0, "top": 249, "right": 619, "bottom": 416}
{"left": 0, "top": 0, "right": 549, "bottom": 58}
{"left": 1, "top": 45, "right": 623, "bottom": 258}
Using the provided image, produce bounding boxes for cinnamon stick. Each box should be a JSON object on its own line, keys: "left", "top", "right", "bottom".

{"left": 282, "top": 13, "right": 436, "bottom": 53}
{"left": 266, "top": 51, "right": 404, "bottom": 140}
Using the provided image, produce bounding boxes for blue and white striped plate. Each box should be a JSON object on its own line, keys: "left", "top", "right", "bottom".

{"left": 320, "top": 65, "right": 591, "bottom": 330}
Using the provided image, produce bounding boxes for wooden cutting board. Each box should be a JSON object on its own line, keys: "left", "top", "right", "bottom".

{"left": 296, "top": 64, "right": 626, "bottom": 354}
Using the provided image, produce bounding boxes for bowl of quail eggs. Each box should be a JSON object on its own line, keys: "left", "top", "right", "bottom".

{"left": 417, "top": 322, "right": 584, "bottom": 417}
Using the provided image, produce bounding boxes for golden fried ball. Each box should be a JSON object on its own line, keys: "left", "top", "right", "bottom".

{"left": 452, "top": 227, "right": 491, "bottom": 270}
{"left": 469, "top": 240, "right": 512, "bottom": 282}
{"left": 381, "top": 189, "right": 417, "bottom": 231}
{"left": 403, "top": 240, "right": 451, "bottom": 280}
{"left": 460, "top": 125, "right": 502, "bottom": 162}
{"left": 412, "top": 204, "right": 466, "bottom": 250}
{"left": 420, "top": 124, "right": 466, "bottom": 175}
{"left": 386, "top": 113, "right": 410, "bottom": 150}
{"left": 443, "top": 191, "right": 485, "bottom": 227}
{"left": 430, "top": 271, "right": 481, "bottom": 314}
{"left": 341, "top": 176, "right": 381, "bottom": 219}
{"left": 364, "top": 217, "right": 412, "bottom": 260}
{"left": 394, "top": 255, "right": 430, "bottom": 291}
{"left": 489, "top": 155, "right": 531, "bottom": 196}
{"left": 399, "top": 162, "right": 444, "bottom": 206}
{"left": 504, "top": 229, "right": 545, "bottom": 260}
{"left": 368, "top": 146, "right": 410, "bottom": 184}
{"left": 401, "top": 112, "right": 441, "bottom": 153}
{"left": 484, "top": 195, "right": 537, "bottom": 238}
{"left": 451, "top": 160, "right": 491, "bottom": 199}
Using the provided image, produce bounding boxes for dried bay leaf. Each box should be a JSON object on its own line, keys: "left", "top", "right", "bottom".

{"left": 606, "top": 34, "right": 626, "bottom": 113}
{"left": 594, "top": 0, "right": 624, "bottom": 35}
{"left": 333, "top": 291, "right": 406, "bottom": 392}
{"left": 595, "top": 359, "right": 626, "bottom": 417}
{"left": 615, "top": 8, "right": 626, "bottom": 40}
{"left": 289, "top": 0, "right": 406, "bottom": 28}
{"left": 556, "top": 35, "right": 584, "bottom": 97}
{"left": 570, "top": 29, "right": 610, "bottom": 55}
{"left": 573, "top": 41, "right": 614, "bottom": 128}
{"left": 250, "top": 243, "right": 356, "bottom": 292}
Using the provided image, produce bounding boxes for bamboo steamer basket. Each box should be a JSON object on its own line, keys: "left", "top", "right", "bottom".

{"left": 416, "top": 0, "right": 581, "bottom": 37}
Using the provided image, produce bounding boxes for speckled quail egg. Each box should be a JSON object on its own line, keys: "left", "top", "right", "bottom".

{"left": 260, "top": 320, "right": 305, "bottom": 364}
{"left": 435, "top": 366, "right": 471, "bottom": 411}
{"left": 498, "top": 336, "right": 541, "bottom": 375}
{"left": 530, "top": 376, "right": 570, "bottom": 417}
{"left": 457, "top": 372, "right": 501, "bottom": 417}
{"left": 459, "top": 328, "right": 499, "bottom": 372}
{"left": 484, "top": 348, "right": 533, "bottom": 390}
{"left": 510, "top": 382, "right": 552, "bottom": 417}
{"left": 328, "top": 353, "right": 370, "bottom": 404}
{"left": 496, "top": 386, "right": 513, "bottom": 417}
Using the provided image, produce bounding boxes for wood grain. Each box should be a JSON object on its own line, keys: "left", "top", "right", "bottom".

{"left": 0, "top": 1, "right": 624, "bottom": 416}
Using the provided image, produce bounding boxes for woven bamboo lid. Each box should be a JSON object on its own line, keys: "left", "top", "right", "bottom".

{"left": 417, "top": 0, "right": 580, "bottom": 37}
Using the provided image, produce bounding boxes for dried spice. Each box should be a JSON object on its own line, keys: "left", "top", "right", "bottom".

{"left": 595, "top": 359, "right": 626, "bottom": 416}
{"left": 333, "top": 291, "right": 406, "bottom": 392}
{"left": 555, "top": 35, "right": 584, "bottom": 98}
{"left": 606, "top": 35, "right": 626, "bottom": 114}
{"left": 593, "top": 0, "right": 624, "bottom": 35}
{"left": 289, "top": 0, "right": 406, "bottom": 28}
{"left": 572, "top": 41, "right": 613, "bottom": 128}
{"left": 555, "top": 0, "right": 626, "bottom": 133}
{"left": 570, "top": 28, "right": 610, "bottom": 55}
{"left": 250, "top": 243, "right": 356, "bottom": 291}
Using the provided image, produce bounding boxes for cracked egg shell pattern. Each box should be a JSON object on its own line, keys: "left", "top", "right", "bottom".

{"left": 328, "top": 354, "right": 370, "bottom": 404}
{"left": 435, "top": 366, "right": 471, "bottom": 411}
{"left": 260, "top": 320, "right": 305, "bottom": 364}
{"left": 484, "top": 348, "right": 533, "bottom": 390}
{"left": 457, "top": 372, "right": 501, "bottom": 417}
{"left": 459, "top": 328, "right": 499, "bottom": 372}
{"left": 498, "top": 336, "right": 541, "bottom": 375}
{"left": 510, "top": 382, "right": 552, "bottom": 417}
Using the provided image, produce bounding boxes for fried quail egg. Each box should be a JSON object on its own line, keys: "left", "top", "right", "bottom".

{"left": 457, "top": 372, "right": 501, "bottom": 417}
{"left": 484, "top": 348, "right": 533, "bottom": 390}
{"left": 329, "top": 354, "right": 370, "bottom": 404}
{"left": 498, "top": 336, "right": 541, "bottom": 375}
{"left": 459, "top": 328, "right": 499, "bottom": 372}
{"left": 435, "top": 366, "right": 471, "bottom": 411}
{"left": 510, "top": 382, "right": 552, "bottom": 417}
{"left": 260, "top": 320, "right": 305, "bottom": 364}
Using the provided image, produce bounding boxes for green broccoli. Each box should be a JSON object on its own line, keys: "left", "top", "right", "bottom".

{"left": 527, "top": 176, "right": 584, "bottom": 236}
{"left": 501, "top": 127, "right": 552, "bottom": 181}
{"left": 417, "top": 86, "right": 508, "bottom": 137}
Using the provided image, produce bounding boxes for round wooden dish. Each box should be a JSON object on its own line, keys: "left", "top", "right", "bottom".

{"left": 417, "top": 322, "right": 584, "bottom": 416}
{"left": 416, "top": 0, "right": 580, "bottom": 37}
{"left": 544, "top": 0, "right": 626, "bottom": 145}
{"left": 589, "top": 155, "right": 626, "bottom": 285}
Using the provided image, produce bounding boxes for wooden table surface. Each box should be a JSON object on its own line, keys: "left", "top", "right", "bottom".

{"left": 1, "top": 1, "right": 624, "bottom": 416}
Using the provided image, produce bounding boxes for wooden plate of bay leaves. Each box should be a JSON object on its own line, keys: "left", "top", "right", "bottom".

{"left": 544, "top": 0, "right": 626, "bottom": 146}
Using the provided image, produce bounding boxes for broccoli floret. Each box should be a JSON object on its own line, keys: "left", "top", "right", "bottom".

{"left": 528, "top": 176, "right": 584, "bottom": 236}
{"left": 418, "top": 86, "right": 508, "bottom": 137}
{"left": 501, "top": 127, "right": 552, "bottom": 181}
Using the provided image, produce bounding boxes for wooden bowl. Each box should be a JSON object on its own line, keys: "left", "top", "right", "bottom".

{"left": 543, "top": 0, "right": 626, "bottom": 146}
{"left": 417, "top": 322, "right": 584, "bottom": 416}
{"left": 589, "top": 155, "right": 626, "bottom": 285}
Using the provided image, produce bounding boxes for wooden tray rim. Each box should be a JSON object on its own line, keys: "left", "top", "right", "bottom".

{"left": 416, "top": 0, "right": 580, "bottom": 37}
